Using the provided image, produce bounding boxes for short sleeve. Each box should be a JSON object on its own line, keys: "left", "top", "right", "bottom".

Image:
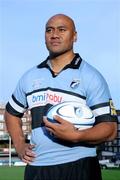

{"left": 86, "top": 70, "right": 117, "bottom": 124}
{"left": 6, "top": 76, "right": 28, "bottom": 118}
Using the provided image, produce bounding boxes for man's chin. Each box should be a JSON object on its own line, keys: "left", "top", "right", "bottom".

{"left": 49, "top": 50, "right": 69, "bottom": 59}
{"left": 49, "top": 52, "right": 61, "bottom": 58}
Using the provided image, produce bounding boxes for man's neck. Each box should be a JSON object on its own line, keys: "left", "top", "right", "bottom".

{"left": 49, "top": 51, "right": 75, "bottom": 74}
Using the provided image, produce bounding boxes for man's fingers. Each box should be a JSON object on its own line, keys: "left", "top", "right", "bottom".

{"left": 43, "top": 115, "right": 64, "bottom": 126}
{"left": 25, "top": 150, "right": 36, "bottom": 157}
{"left": 43, "top": 118, "right": 57, "bottom": 128}
{"left": 28, "top": 144, "right": 36, "bottom": 149}
{"left": 21, "top": 148, "right": 36, "bottom": 164}
{"left": 25, "top": 145, "right": 36, "bottom": 157}
{"left": 21, "top": 154, "right": 35, "bottom": 164}
{"left": 53, "top": 115, "right": 64, "bottom": 123}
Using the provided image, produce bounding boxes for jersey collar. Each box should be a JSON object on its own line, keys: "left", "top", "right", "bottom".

{"left": 37, "top": 53, "right": 82, "bottom": 70}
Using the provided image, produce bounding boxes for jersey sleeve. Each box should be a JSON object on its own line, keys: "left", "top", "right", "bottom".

{"left": 86, "top": 70, "right": 118, "bottom": 125}
{"left": 6, "top": 76, "right": 28, "bottom": 118}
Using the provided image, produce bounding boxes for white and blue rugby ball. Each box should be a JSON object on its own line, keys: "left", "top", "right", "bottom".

{"left": 47, "top": 101, "right": 95, "bottom": 130}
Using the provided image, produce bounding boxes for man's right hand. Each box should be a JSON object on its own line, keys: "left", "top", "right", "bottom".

{"left": 17, "top": 143, "right": 36, "bottom": 164}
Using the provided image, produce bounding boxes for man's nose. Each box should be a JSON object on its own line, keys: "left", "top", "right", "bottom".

{"left": 51, "top": 29, "right": 59, "bottom": 38}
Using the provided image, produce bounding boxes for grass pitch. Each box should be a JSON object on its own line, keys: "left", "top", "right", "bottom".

{"left": 0, "top": 166, "right": 120, "bottom": 180}
{"left": 102, "top": 169, "right": 120, "bottom": 180}
{"left": 0, "top": 166, "right": 25, "bottom": 180}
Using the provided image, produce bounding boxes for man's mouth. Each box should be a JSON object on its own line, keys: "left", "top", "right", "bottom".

{"left": 51, "top": 41, "right": 61, "bottom": 46}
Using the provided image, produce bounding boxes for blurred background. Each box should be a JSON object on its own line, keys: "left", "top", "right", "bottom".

{"left": 0, "top": 0, "right": 120, "bottom": 179}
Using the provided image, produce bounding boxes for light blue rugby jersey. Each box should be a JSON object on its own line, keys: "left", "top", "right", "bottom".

{"left": 6, "top": 53, "right": 117, "bottom": 166}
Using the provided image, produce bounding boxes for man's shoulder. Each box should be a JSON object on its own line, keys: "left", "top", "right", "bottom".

{"left": 80, "top": 59, "right": 106, "bottom": 87}
{"left": 80, "top": 60, "right": 102, "bottom": 77}
{"left": 22, "top": 66, "right": 38, "bottom": 78}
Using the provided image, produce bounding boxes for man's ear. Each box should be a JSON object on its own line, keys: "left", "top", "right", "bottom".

{"left": 73, "top": 32, "right": 77, "bottom": 42}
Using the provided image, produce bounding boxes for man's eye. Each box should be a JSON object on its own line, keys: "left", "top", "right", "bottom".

{"left": 46, "top": 29, "right": 52, "bottom": 33}
{"left": 59, "top": 28, "right": 66, "bottom": 32}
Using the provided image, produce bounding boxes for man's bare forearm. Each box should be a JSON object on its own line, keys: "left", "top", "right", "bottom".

{"left": 76, "top": 122, "right": 117, "bottom": 144}
{"left": 5, "top": 111, "right": 36, "bottom": 164}
{"left": 44, "top": 116, "right": 117, "bottom": 144}
{"left": 5, "top": 111, "right": 26, "bottom": 151}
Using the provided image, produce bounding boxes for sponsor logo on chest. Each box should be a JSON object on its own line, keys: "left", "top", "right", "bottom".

{"left": 27, "top": 90, "right": 63, "bottom": 108}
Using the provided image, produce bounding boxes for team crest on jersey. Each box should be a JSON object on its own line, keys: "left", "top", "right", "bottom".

{"left": 70, "top": 79, "right": 80, "bottom": 89}
{"left": 109, "top": 100, "right": 117, "bottom": 116}
{"left": 32, "top": 79, "right": 43, "bottom": 90}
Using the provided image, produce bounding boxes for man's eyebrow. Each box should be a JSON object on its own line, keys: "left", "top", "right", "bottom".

{"left": 46, "top": 26, "right": 53, "bottom": 29}
{"left": 46, "top": 25, "right": 67, "bottom": 29}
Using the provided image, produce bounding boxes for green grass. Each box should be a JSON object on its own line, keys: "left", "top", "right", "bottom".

{"left": 0, "top": 166, "right": 25, "bottom": 180}
{"left": 102, "top": 169, "right": 120, "bottom": 180}
{"left": 0, "top": 167, "right": 120, "bottom": 180}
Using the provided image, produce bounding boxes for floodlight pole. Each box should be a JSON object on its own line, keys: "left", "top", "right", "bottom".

{"left": 9, "top": 135, "right": 12, "bottom": 167}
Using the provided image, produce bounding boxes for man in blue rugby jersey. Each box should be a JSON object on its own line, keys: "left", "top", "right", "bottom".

{"left": 5, "top": 14, "right": 117, "bottom": 180}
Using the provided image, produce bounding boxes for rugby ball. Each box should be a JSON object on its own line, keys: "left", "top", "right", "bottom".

{"left": 46, "top": 101, "right": 95, "bottom": 130}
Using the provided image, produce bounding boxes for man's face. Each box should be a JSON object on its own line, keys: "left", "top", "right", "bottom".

{"left": 45, "top": 15, "right": 77, "bottom": 56}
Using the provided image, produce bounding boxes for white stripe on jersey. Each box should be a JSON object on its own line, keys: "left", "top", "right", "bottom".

{"left": 27, "top": 90, "right": 86, "bottom": 109}
{"left": 9, "top": 97, "right": 25, "bottom": 113}
{"left": 93, "top": 106, "right": 110, "bottom": 117}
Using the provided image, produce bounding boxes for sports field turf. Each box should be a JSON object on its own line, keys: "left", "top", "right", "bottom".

{"left": 0, "top": 166, "right": 120, "bottom": 180}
